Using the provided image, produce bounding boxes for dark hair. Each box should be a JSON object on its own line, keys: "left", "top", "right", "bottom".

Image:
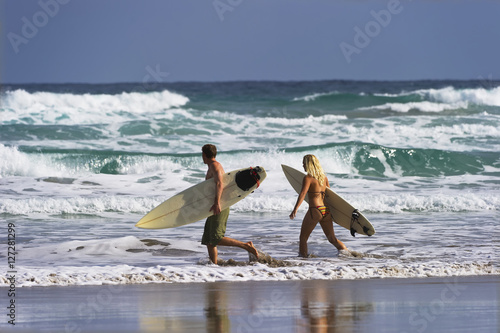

{"left": 202, "top": 144, "right": 217, "bottom": 159}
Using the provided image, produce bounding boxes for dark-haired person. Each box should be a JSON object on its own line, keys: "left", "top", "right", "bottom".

{"left": 201, "top": 144, "right": 259, "bottom": 264}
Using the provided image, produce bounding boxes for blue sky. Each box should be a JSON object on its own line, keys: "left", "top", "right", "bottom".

{"left": 2, "top": 0, "right": 500, "bottom": 83}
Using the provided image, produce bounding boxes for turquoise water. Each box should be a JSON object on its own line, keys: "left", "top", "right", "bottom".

{"left": 0, "top": 80, "right": 499, "bottom": 286}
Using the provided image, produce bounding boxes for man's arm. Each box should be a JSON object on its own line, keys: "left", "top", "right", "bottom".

{"left": 209, "top": 162, "right": 224, "bottom": 215}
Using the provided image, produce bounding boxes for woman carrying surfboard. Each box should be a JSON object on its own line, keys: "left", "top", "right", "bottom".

{"left": 289, "top": 155, "right": 347, "bottom": 257}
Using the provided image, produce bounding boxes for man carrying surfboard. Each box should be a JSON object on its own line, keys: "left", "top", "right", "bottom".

{"left": 289, "top": 154, "right": 347, "bottom": 257}
{"left": 201, "top": 144, "right": 259, "bottom": 264}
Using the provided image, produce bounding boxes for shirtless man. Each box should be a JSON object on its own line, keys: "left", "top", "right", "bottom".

{"left": 201, "top": 144, "right": 259, "bottom": 264}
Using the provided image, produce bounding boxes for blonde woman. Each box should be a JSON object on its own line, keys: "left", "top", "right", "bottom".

{"left": 290, "top": 155, "right": 347, "bottom": 257}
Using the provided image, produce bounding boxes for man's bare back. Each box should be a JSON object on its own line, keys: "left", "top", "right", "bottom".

{"left": 205, "top": 160, "right": 224, "bottom": 180}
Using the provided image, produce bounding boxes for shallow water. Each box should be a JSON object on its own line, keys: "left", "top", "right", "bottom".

{"left": 1, "top": 80, "right": 499, "bottom": 286}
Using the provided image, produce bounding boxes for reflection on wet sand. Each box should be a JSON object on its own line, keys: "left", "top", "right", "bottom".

{"left": 137, "top": 282, "right": 233, "bottom": 333}
{"left": 205, "top": 286, "right": 231, "bottom": 333}
{"left": 297, "top": 281, "right": 374, "bottom": 333}
{"left": 14, "top": 276, "right": 493, "bottom": 332}
{"left": 135, "top": 279, "right": 375, "bottom": 333}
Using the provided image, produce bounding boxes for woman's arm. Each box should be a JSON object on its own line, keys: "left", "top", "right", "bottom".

{"left": 290, "top": 176, "right": 311, "bottom": 219}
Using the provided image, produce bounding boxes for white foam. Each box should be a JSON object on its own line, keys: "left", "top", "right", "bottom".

{"left": 0, "top": 144, "right": 195, "bottom": 181}
{"left": 294, "top": 86, "right": 500, "bottom": 109}
{"left": 362, "top": 86, "right": 500, "bottom": 112}
{"left": 292, "top": 91, "right": 339, "bottom": 102}
{"left": 1, "top": 89, "right": 189, "bottom": 125}
{"left": 419, "top": 86, "right": 500, "bottom": 106}
{"left": 358, "top": 101, "right": 468, "bottom": 113}
{"left": 20, "top": 236, "right": 150, "bottom": 261}
{"left": 0, "top": 196, "right": 156, "bottom": 215}
{"left": 374, "top": 86, "right": 500, "bottom": 107}
{"left": 1, "top": 143, "right": 499, "bottom": 217}
{"left": 1, "top": 189, "right": 497, "bottom": 216}
{"left": 0, "top": 144, "right": 80, "bottom": 178}
{"left": 2, "top": 261, "right": 497, "bottom": 287}
{"left": 3, "top": 104, "right": 499, "bottom": 154}
{"left": 354, "top": 192, "right": 500, "bottom": 213}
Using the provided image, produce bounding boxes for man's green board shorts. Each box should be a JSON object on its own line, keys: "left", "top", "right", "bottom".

{"left": 201, "top": 207, "right": 230, "bottom": 246}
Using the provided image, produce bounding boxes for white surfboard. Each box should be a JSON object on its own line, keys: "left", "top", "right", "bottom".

{"left": 136, "top": 166, "right": 266, "bottom": 229}
{"left": 281, "top": 164, "right": 375, "bottom": 237}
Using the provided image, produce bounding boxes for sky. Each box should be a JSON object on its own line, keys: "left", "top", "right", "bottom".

{"left": 1, "top": 0, "right": 500, "bottom": 84}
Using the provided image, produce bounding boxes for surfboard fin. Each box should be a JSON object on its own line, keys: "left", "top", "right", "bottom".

{"left": 363, "top": 226, "right": 372, "bottom": 236}
{"left": 350, "top": 210, "right": 360, "bottom": 237}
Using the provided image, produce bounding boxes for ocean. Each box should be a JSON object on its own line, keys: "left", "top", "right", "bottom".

{"left": 1, "top": 80, "right": 499, "bottom": 287}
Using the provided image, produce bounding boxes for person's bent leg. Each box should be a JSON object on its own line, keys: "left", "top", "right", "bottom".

{"left": 319, "top": 216, "right": 347, "bottom": 251}
{"left": 217, "top": 237, "right": 259, "bottom": 259}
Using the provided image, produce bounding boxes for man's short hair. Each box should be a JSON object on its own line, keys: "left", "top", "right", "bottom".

{"left": 202, "top": 144, "right": 217, "bottom": 159}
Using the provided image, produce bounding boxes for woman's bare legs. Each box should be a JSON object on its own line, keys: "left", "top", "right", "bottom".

{"left": 299, "top": 209, "right": 321, "bottom": 257}
{"left": 300, "top": 208, "right": 347, "bottom": 257}
{"left": 319, "top": 215, "right": 347, "bottom": 251}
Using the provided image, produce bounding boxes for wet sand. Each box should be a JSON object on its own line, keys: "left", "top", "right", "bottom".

{"left": 1, "top": 275, "right": 498, "bottom": 332}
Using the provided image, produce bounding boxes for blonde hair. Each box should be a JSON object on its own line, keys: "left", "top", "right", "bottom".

{"left": 303, "top": 154, "right": 326, "bottom": 186}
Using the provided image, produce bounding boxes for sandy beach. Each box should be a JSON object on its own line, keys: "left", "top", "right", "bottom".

{"left": 1, "top": 275, "right": 497, "bottom": 333}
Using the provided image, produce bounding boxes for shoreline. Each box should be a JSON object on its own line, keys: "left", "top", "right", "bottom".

{"left": 1, "top": 275, "right": 498, "bottom": 332}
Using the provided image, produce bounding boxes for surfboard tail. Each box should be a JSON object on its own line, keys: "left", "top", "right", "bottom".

{"left": 236, "top": 166, "right": 264, "bottom": 191}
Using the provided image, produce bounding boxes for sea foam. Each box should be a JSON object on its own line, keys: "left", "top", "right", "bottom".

{"left": 357, "top": 101, "right": 468, "bottom": 113}
{"left": 3, "top": 261, "right": 497, "bottom": 287}
{"left": 420, "top": 86, "right": 500, "bottom": 106}
{"left": 1, "top": 89, "right": 189, "bottom": 125}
